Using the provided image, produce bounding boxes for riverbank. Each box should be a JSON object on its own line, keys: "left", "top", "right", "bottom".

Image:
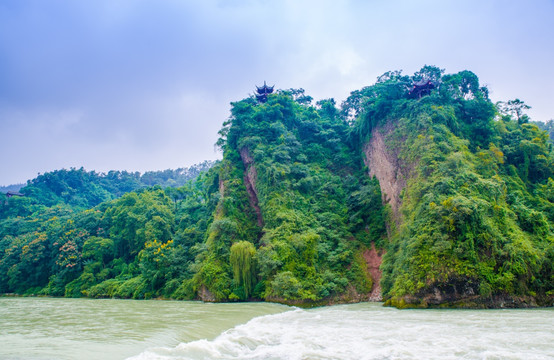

{"left": 2, "top": 291, "right": 553, "bottom": 309}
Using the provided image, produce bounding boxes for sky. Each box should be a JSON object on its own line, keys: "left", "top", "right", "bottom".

{"left": 1, "top": 0, "right": 553, "bottom": 186}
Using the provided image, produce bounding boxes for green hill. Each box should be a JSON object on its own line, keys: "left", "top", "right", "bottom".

{"left": 0, "top": 161, "right": 215, "bottom": 219}
{"left": 1, "top": 66, "right": 552, "bottom": 308}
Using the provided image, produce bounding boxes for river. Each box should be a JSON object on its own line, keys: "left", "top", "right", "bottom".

{"left": 1, "top": 297, "right": 552, "bottom": 360}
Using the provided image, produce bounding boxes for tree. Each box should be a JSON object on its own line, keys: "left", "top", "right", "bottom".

{"left": 230, "top": 240, "right": 256, "bottom": 299}
{"left": 532, "top": 119, "right": 554, "bottom": 144}
{"left": 498, "top": 99, "right": 531, "bottom": 124}
{"left": 441, "top": 70, "right": 482, "bottom": 100}
{"left": 377, "top": 70, "right": 404, "bottom": 83}
{"left": 412, "top": 65, "right": 444, "bottom": 83}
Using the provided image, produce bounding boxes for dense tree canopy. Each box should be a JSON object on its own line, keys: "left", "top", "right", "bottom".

{"left": 0, "top": 161, "right": 214, "bottom": 220}
{"left": 1, "top": 67, "right": 552, "bottom": 308}
{"left": 346, "top": 66, "right": 553, "bottom": 307}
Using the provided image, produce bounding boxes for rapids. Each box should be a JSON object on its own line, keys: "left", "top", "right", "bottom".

{"left": 1, "top": 298, "right": 552, "bottom": 359}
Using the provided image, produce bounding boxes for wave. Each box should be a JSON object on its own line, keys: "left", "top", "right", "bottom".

{"left": 128, "top": 303, "right": 554, "bottom": 360}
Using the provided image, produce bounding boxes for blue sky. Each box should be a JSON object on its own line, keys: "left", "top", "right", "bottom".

{"left": 1, "top": 0, "right": 553, "bottom": 185}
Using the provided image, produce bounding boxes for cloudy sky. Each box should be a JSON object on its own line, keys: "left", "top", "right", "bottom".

{"left": 1, "top": 0, "right": 553, "bottom": 186}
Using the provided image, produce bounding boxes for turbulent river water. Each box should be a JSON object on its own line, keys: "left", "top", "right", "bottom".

{"left": 1, "top": 298, "right": 553, "bottom": 360}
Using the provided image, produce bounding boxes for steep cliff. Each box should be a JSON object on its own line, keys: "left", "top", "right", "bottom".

{"left": 194, "top": 94, "right": 386, "bottom": 304}
{"left": 363, "top": 124, "right": 414, "bottom": 225}
{"left": 350, "top": 68, "right": 554, "bottom": 308}
{"left": 239, "top": 147, "right": 264, "bottom": 228}
{"left": 195, "top": 69, "right": 553, "bottom": 307}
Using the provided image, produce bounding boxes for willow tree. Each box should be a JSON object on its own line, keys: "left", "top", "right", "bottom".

{"left": 230, "top": 240, "right": 256, "bottom": 299}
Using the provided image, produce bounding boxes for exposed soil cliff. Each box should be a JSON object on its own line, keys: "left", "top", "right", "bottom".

{"left": 240, "top": 147, "right": 264, "bottom": 228}
{"left": 363, "top": 244, "right": 385, "bottom": 301}
{"left": 363, "top": 125, "right": 408, "bottom": 222}
{"left": 362, "top": 124, "right": 414, "bottom": 302}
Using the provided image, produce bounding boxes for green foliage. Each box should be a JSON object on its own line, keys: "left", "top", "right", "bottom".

{"left": 230, "top": 241, "right": 256, "bottom": 299}
{"left": 0, "top": 162, "right": 215, "bottom": 220}
{"left": 351, "top": 67, "right": 553, "bottom": 306}
{"left": 267, "top": 271, "right": 302, "bottom": 300}
{"left": 0, "top": 165, "right": 219, "bottom": 299}
{"left": 206, "top": 90, "right": 387, "bottom": 303}
{"left": 498, "top": 99, "right": 531, "bottom": 124}
{"left": 347, "top": 249, "right": 373, "bottom": 294}
{"left": 532, "top": 119, "right": 554, "bottom": 145}
{"left": 1, "top": 67, "right": 552, "bottom": 308}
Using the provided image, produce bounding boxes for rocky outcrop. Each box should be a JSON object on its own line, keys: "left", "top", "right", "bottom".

{"left": 384, "top": 274, "right": 550, "bottom": 308}
{"left": 363, "top": 125, "right": 408, "bottom": 222}
{"left": 199, "top": 285, "right": 215, "bottom": 302}
{"left": 239, "top": 147, "right": 264, "bottom": 228}
{"left": 363, "top": 124, "right": 411, "bottom": 302}
{"left": 415, "top": 278, "right": 480, "bottom": 306}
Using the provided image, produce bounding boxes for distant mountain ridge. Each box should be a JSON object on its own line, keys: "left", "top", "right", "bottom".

{"left": 0, "top": 161, "right": 215, "bottom": 218}
{"left": 1, "top": 162, "right": 217, "bottom": 194}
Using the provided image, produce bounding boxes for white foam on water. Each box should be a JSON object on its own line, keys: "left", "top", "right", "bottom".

{"left": 128, "top": 303, "right": 554, "bottom": 360}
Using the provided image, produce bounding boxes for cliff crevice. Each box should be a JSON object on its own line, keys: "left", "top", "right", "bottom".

{"left": 363, "top": 125, "right": 411, "bottom": 225}
{"left": 240, "top": 147, "right": 264, "bottom": 228}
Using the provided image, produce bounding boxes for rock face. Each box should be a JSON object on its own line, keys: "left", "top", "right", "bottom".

{"left": 363, "top": 126, "right": 408, "bottom": 222}
{"left": 363, "top": 124, "right": 414, "bottom": 301}
{"left": 239, "top": 147, "right": 264, "bottom": 228}
{"left": 199, "top": 285, "right": 215, "bottom": 302}
{"left": 417, "top": 278, "right": 480, "bottom": 305}
{"left": 391, "top": 279, "right": 540, "bottom": 309}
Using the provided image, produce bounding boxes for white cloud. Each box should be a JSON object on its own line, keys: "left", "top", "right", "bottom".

{"left": 1, "top": 0, "right": 553, "bottom": 185}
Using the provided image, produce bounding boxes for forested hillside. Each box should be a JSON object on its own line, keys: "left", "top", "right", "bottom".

{"left": 197, "top": 90, "right": 385, "bottom": 303}
{"left": 533, "top": 119, "right": 554, "bottom": 145}
{"left": 0, "top": 161, "right": 214, "bottom": 219}
{"left": 1, "top": 66, "right": 552, "bottom": 308}
{"left": 348, "top": 68, "right": 553, "bottom": 307}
